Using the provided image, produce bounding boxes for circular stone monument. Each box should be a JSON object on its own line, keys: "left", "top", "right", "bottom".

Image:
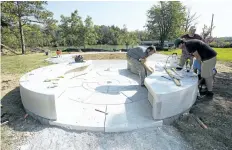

{"left": 20, "top": 53, "right": 198, "bottom": 132}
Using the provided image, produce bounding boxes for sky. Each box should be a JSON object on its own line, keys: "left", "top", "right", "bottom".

{"left": 46, "top": 0, "right": 232, "bottom": 37}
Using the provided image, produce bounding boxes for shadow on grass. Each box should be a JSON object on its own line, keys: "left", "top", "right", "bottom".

{"left": 1, "top": 87, "right": 46, "bottom": 132}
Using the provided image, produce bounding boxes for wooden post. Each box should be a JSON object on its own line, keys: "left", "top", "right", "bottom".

{"left": 210, "top": 14, "right": 214, "bottom": 37}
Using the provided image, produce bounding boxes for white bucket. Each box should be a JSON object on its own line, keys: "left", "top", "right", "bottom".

{"left": 169, "top": 53, "right": 178, "bottom": 68}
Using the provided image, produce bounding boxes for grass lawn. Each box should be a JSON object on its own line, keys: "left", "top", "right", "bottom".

{"left": 159, "top": 48, "right": 232, "bottom": 62}
{"left": 1, "top": 53, "right": 52, "bottom": 75}
{"left": 1, "top": 47, "right": 231, "bottom": 75}
{"left": 1, "top": 52, "right": 126, "bottom": 75}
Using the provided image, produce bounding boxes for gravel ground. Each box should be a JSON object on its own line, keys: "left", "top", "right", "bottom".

{"left": 17, "top": 126, "right": 192, "bottom": 150}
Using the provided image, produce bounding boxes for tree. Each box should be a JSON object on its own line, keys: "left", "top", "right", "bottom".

{"left": 135, "top": 30, "right": 150, "bottom": 42}
{"left": 1, "top": 26, "right": 21, "bottom": 49}
{"left": 83, "top": 16, "right": 98, "bottom": 47}
{"left": 109, "top": 25, "right": 121, "bottom": 45}
{"left": 96, "top": 25, "right": 113, "bottom": 45}
{"left": 59, "top": 10, "right": 84, "bottom": 47}
{"left": 146, "top": 1, "right": 186, "bottom": 47}
{"left": 42, "top": 18, "right": 58, "bottom": 46}
{"left": 1, "top": 1, "right": 54, "bottom": 54}
{"left": 201, "top": 24, "right": 215, "bottom": 43}
{"left": 184, "top": 8, "right": 199, "bottom": 32}
{"left": 118, "top": 25, "right": 139, "bottom": 48}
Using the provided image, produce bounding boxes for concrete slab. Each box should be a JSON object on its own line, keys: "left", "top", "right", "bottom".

{"left": 52, "top": 93, "right": 106, "bottom": 131}
{"left": 105, "top": 100, "right": 163, "bottom": 132}
{"left": 21, "top": 53, "right": 197, "bottom": 132}
{"left": 61, "top": 67, "right": 148, "bottom": 105}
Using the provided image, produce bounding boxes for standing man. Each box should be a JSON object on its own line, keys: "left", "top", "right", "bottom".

{"left": 175, "top": 38, "right": 217, "bottom": 99}
{"left": 177, "top": 26, "right": 204, "bottom": 70}
{"left": 127, "top": 46, "right": 156, "bottom": 86}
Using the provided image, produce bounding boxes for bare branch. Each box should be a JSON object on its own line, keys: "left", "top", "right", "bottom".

{"left": 184, "top": 8, "right": 200, "bottom": 32}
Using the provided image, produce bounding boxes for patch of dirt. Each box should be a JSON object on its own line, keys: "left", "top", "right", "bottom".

{"left": 1, "top": 74, "right": 46, "bottom": 150}
{"left": 215, "top": 61, "right": 232, "bottom": 80}
{"left": 173, "top": 62, "right": 232, "bottom": 150}
{"left": 83, "top": 53, "right": 127, "bottom": 60}
{"left": 1, "top": 74, "right": 21, "bottom": 96}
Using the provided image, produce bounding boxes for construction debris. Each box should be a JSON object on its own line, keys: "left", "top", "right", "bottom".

{"left": 24, "top": 114, "right": 29, "bottom": 119}
{"left": 44, "top": 78, "right": 60, "bottom": 82}
{"left": 192, "top": 115, "right": 208, "bottom": 129}
{"left": 95, "top": 109, "right": 108, "bottom": 115}
{"left": 171, "top": 68, "right": 184, "bottom": 78}
{"left": 47, "top": 85, "right": 58, "bottom": 88}
{"left": 164, "top": 67, "right": 181, "bottom": 86}
{"left": 161, "top": 76, "right": 172, "bottom": 81}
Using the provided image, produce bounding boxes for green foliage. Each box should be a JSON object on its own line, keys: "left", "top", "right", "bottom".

{"left": 59, "top": 10, "right": 84, "bottom": 47}
{"left": 146, "top": 1, "right": 186, "bottom": 46}
{"left": 59, "top": 10, "right": 133, "bottom": 48}
{"left": 83, "top": 16, "right": 98, "bottom": 46}
{"left": 210, "top": 41, "right": 232, "bottom": 48}
{"left": 1, "top": 1, "right": 55, "bottom": 54}
{"left": 160, "top": 48, "right": 232, "bottom": 61}
{"left": 1, "top": 27, "right": 20, "bottom": 48}
{"left": 2, "top": 1, "right": 230, "bottom": 54}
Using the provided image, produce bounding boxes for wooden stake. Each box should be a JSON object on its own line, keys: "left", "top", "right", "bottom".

{"left": 192, "top": 115, "right": 208, "bottom": 129}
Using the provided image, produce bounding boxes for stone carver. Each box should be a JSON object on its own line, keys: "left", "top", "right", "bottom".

{"left": 174, "top": 38, "right": 217, "bottom": 99}
{"left": 177, "top": 26, "right": 204, "bottom": 70}
{"left": 126, "top": 46, "right": 156, "bottom": 86}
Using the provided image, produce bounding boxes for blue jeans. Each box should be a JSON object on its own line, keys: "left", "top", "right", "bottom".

{"left": 193, "top": 59, "right": 201, "bottom": 74}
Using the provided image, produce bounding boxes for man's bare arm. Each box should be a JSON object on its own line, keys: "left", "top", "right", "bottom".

{"left": 140, "top": 59, "right": 154, "bottom": 73}
{"left": 192, "top": 51, "right": 202, "bottom": 62}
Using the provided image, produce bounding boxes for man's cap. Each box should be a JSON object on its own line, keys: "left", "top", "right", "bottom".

{"left": 174, "top": 38, "right": 182, "bottom": 47}
{"left": 146, "top": 46, "right": 156, "bottom": 53}
{"left": 189, "top": 26, "right": 196, "bottom": 31}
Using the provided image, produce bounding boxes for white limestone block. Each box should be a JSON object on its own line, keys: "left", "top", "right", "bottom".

{"left": 84, "top": 92, "right": 132, "bottom": 105}
{"left": 51, "top": 99, "right": 106, "bottom": 131}
{"left": 105, "top": 100, "right": 163, "bottom": 132}
{"left": 144, "top": 70, "right": 198, "bottom": 120}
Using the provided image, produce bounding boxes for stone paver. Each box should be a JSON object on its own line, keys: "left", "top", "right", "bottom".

{"left": 53, "top": 60, "right": 160, "bottom": 132}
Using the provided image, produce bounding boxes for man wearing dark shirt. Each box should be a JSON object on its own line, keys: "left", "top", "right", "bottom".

{"left": 175, "top": 38, "right": 217, "bottom": 99}
{"left": 178, "top": 26, "right": 204, "bottom": 69}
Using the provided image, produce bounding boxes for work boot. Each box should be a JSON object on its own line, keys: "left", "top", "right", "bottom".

{"left": 199, "top": 88, "right": 208, "bottom": 95}
{"left": 205, "top": 91, "right": 214, "bottom": 99}
{"left": 198, "top": 91, "right": 214, "bottom": 101}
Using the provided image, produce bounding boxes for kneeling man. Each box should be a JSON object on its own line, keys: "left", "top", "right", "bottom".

{"left": 126, "top": 46, "right": 156, "bottom": 86}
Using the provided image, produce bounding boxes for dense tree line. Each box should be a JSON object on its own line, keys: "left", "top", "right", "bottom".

{"left": 1, "top": 1, "right": 208, "bottom": 54}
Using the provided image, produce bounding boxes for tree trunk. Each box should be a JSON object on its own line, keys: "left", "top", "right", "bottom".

{"left": 17, "top": 1, "right": 25, "bottom": 54}
{"left": 19, "top": 17, "right": 25, "bottom": 54}
{"left": 160, "top": 36, "right": 164, "bottom": 48}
